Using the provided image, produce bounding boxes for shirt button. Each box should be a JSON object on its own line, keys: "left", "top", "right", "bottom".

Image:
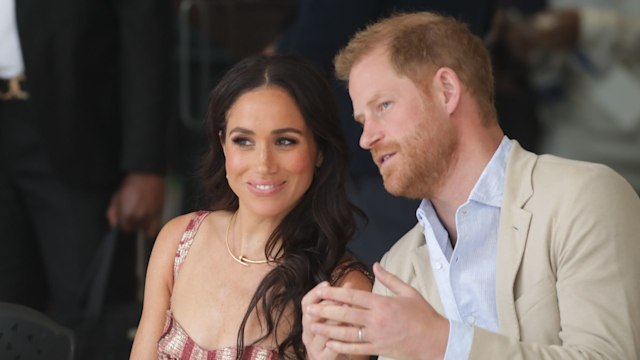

{"left": 466, "top": 316, "right": 476, "bottom": 325}
{"left": 434, "top": 262, "right": 443, "bottom": 270}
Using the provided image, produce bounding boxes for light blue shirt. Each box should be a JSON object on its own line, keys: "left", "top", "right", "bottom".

{"left": 416, "top": 137, "right": 512, "bottom": 359}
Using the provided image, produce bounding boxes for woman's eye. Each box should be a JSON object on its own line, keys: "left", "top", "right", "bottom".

{"left": 276, "top": 137, "right": 298, "bottom": 146}
{"left": 231, "top": 137, "right": 253, "bottom": 147}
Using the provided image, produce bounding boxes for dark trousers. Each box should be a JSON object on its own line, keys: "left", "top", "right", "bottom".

{"left": 0, "top": 98, "right": 135, "bottom": 337}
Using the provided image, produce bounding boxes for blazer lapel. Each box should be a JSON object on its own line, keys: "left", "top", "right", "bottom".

{"left": 411, "top": 242, "right": 445, "bottom": 314}
{"left": 495, "top": 141, "right": 535, "bottom": 339}
{"left": 385, "top": 225, "right": 445, "bottom": 315}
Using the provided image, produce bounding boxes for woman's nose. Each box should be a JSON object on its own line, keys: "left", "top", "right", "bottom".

{"left": 256, "top": 145, "right": 277, "bottom": 174}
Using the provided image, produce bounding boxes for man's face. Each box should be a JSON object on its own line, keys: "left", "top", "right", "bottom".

{"left": 348, "top": 47, "right": 458, "bottom": 199}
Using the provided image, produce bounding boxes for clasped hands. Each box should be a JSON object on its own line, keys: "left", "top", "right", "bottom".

{"left": 302, "top": 263, "right": 450, "bottom": 360}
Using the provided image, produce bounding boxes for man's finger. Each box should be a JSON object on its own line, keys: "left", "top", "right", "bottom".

{"left": 373, "top": 262, "right": 417, "bottom": 297}
{"left": 303, "top": 281, "right": 330, "bottom": 307}
{"left": 326, "top": 340, "right": 371, "bottom": 357}
{"left": 106, "top": 195, "right": 119, "bottom": 227}
{"left": 306, "top": 302, "right": 367, "bottom": 328}
{"left": 311, "top": 321, "right": 366, "bottom": 344}
{"left": 313, "top": 284, "right": 375, "bottom": 310}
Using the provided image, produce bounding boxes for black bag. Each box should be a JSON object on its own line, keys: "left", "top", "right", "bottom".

{"left": 77, "top": 229, "right": 147, "bottom": 360}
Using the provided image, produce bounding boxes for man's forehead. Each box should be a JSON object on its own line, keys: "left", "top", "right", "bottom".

{"left": 347, "top": 50, "right": 392, "bottom": 97}
{"left": 349, "top": 46, "right": 390, "bottom": 76}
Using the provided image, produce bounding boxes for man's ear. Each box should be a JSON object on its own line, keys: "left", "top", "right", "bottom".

{"left": 433, "top": 67, "right": 461, "bottom": 115}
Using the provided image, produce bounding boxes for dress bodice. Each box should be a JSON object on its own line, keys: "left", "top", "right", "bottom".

{"left": 157, "top": 210, "right": 372, "bottom": 359}
{"left": 158, "top": 310, "right": 277, "bottom": 360}
{"left": 157, "top": 211, "right": 278, "bottom": 360}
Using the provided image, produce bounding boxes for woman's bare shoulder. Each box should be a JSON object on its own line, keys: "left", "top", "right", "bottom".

{"left": 155, "top": 212, "right": 202, "bottom": 249}
{"left": 155, "top": 210, "right": 232, "bottom": 250}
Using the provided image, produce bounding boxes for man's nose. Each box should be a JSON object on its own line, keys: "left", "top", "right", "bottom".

{"left": 359, "top": 120, "right": 382, "bottom": 150}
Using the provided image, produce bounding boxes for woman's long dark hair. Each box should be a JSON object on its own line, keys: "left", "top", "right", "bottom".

{"left": 199, "top": 55, "right": 364, "bottom": 359}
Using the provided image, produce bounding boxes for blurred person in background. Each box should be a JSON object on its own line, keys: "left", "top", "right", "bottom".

{"left": 0, "top": 0, "right": 174, "bottom": 356}
{"left": 500, "top": 0, "right": 640, "bottom": 192}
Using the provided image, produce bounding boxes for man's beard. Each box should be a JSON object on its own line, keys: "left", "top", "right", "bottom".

{"left": 382, "top": 117, "right": 458, "bottom": 200}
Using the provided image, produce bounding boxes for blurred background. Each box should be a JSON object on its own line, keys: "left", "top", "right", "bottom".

{"left": 1, "top": 0, "right": 638, "bottom": 358}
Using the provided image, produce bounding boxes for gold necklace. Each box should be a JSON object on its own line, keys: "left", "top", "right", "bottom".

{"left": 225, "top": 211, "right": 271, "bottom": 266}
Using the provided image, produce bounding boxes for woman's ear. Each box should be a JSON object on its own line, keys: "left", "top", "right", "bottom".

{"left": 315, "top": 152, "right": 324, "bottom": 168}
{"left": 433, "top": 67, "right": 461, "bottom": 115}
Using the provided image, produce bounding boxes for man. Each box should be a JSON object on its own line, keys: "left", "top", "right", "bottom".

{"left": 0, "top": 0, "right": 173, "bottom": 353}
{"left": 274, "top": 0, "right": 495, "bottom": 267}
{"left": 301, "top": 12, "right": 640, "bottom": 359}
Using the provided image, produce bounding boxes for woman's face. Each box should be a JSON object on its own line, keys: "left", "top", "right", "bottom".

{"left": 222, "top": 86, "right": 321, "bottom": 218}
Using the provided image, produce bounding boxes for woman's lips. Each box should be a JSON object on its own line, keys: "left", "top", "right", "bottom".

{"left": 248, "top": 181, "right": 285, "bottom": 195}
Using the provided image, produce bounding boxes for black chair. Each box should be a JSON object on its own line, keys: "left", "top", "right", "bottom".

{"left": 0, "top": 302, "right": 75, "bottom": 360}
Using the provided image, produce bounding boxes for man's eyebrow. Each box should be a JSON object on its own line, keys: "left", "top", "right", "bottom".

{"left": 353, "top": 93, "right": 383, "bottom": 123}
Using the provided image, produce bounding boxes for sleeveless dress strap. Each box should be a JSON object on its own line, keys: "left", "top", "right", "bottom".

{"left": 173, "top": 211, "right": 210, "bottom": 280}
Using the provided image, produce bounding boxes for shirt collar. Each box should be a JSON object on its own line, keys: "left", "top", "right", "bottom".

{"left": 416, "top": 136, "right": 512, "bottom": 224}
{"left": 468, "top": 136, "right": 511, "bottom": 207}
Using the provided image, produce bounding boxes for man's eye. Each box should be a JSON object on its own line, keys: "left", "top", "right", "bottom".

{"left": 375, "top": 101, "right": 393, "bottom": 117}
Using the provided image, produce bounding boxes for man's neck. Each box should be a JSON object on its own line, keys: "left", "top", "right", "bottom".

{"left": 431, "top": 129, "right": 504, "bottom": 246}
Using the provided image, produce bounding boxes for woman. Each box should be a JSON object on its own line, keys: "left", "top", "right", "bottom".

{"left": 130, "top": 55, "right": 372, "bottom": 360}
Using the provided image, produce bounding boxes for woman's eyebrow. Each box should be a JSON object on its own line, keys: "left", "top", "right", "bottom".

{"left": 272, "top": 128, "right": 303, "bottom": 135}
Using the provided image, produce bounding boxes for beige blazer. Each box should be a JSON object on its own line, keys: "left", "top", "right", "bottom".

{"left": 374, "top": 142, "right": 640, "bottom": 359}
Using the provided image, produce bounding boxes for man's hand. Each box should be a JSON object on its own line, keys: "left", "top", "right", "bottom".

{"left": 304, "top": 263, "right": 449, "bottom": 360}
{"left": 107, "top": 172, "right": 165, "bottom": 237}
{"left": 303, "top": 282, "right": 352, "bottom": 360}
